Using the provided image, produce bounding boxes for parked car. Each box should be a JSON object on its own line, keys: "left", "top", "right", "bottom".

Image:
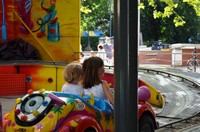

{"left": 151, "top": 40, "right": 170, "bottom": 50}
{"left": 3, "top": 87, "right": 158, "bottom": 132}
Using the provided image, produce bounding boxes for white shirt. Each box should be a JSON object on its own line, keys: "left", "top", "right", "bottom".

{"left": 97, "top": 49, "right": 106, "bottom": 60}
{"left": 61, "top": 83, "right": 83, "bottom": 95}
{"left": 84, "top": 83, "right": 108, "bottom": 101}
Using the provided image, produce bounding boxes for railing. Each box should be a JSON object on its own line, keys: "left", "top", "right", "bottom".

{"left": 73, "top": 48, "right": 200, "bottom": 72}
{"left": 73, "top": 51, "right": 114, "bottom": 67}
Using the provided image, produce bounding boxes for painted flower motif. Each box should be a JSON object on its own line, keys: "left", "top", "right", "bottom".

{"left": 48, "top": 114, "right": 54, "bottom": 118}
{"left": 36, "top": 123, "right": 43, "bottom": 129}
{"left": 8, "top": 120, "right": 12, "bottom": 126}
{"left": 12, "top": 122, "right": 15, "bottom": 126}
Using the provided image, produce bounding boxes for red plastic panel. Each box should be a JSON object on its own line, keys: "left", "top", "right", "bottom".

{"left": 0, "top": 74, "right": 26, "bottom": 96}
{"left": 103, "top": 73, "right": 114, "bottom": 88}
{"left": 0, "top": 66, "right": 17, "bottom": 73}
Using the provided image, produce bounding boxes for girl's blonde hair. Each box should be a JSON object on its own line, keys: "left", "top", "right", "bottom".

{"left": 63, "top": 63, "right": 82, "bottom": 84}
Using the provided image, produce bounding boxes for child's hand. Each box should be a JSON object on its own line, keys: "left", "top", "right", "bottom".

{"left": 102, "top": 80, "right": 109, "bottom": 88}
{"left": 102, "top": 80, "right": 114, "bottom": 105}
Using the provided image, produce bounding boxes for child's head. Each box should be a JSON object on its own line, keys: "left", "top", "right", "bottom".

{"left": 63, "top": 63, "right": 82, "bottom": 84}
{"left": 82, "top": 57, "right": 104, "bottom": 88}
{"left": 98, "top": 44, "right": 104, "bottom": 51}
{"left": 105, "top": 36, "right": 110, "bottom": 44}
{"left": 90, "top": 51, "right": 96, "bottom": 57}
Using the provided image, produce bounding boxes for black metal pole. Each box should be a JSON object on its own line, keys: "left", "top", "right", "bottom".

{"left": 109, "top": 0, "right": 112, "bottom": 37}
{"left": 114, "top": 0, "right": 138, "bottom": 131}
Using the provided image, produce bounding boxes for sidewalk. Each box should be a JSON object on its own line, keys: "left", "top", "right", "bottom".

{"left": 0, "top": 96, "right": 20, "bottom": 117}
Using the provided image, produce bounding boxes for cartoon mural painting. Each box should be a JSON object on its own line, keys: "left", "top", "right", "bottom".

{"left": 0, "top": 0, "right": 80, "bottom": 61}
{"left": 18, "top": 0, "right": 34, "bottom": 34}
{"left": 37, "top": 0, "right": 60, "bottom": 42}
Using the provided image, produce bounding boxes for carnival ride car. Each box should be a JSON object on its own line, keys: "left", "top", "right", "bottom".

{"left": 2, "top": 85, "right": 159, "bottom": 132}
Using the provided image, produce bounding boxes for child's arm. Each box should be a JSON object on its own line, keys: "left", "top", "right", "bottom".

{"left": 102, "top": 80, "right": 114, "bottom": 105}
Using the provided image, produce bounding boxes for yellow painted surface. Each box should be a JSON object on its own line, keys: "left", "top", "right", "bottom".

{"left": 148, "top": 84, "right": 165, "bottom": 108}
{"left": 140, "top": 80, "right": 165, "bottom": 108}
{"left": 19, "top": 65, "right": 57, "bottom": 91}
{"left": 13, "top": 0, "right": 80, "bottom": 62}
{"left": 56, "top": 66, "right": 66, "bottom": 91}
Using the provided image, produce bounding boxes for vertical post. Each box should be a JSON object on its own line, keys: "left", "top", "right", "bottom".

{"left": 138, "top": 0, "right": 140, "bottom": 46}
{"left": 173, "top": 51, "right": 175, "bottom": 69}
{"left": 109, "top": 0, "right": 112, "bottom": 37}
{"left": 193, "top": 47, "right": 197, "bottom": 72}
{"left": 1, "top": 0, "right": 7, "bottom": 41}
{"left": 114, "top": 0, "right": 138, "bottom": 132}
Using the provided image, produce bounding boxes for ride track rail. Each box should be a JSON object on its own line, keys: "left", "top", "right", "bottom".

{"left": 156, "top": 112, "right": 200, "bottom": 129}
{"left": 139, "top": 68, "right": 200, "bottom": 88}
{"left": 104, "top": 66, "right": 200, "bottom": 130}
{"left": 138, "top": 67, "right": 200, "bottom": 130}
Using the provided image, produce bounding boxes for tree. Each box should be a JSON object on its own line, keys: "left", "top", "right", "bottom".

{"left": 140, "top": 0, "right": 200, "bottom": 27}
{"left": 140, "top": 0, "right": 200, "bottom": 44}
{"left": 81, "top": 0, "right": 113, "bottom": 36}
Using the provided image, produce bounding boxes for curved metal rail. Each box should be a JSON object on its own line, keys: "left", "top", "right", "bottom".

{"left": 139, "top": 68, "right": 200, "bottom": 88}
{"left": 104, "top": 67, "right": 200, "bottom": 129}
{"left": 139, "top": 68, "right": 200, "bottom": 129}
{"left": 157, "top": 112, "right": 200, "bottom": 129}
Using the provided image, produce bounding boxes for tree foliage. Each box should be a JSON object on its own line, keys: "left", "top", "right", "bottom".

{"left": 80, "top": 0, "right": 200, "bottom": 45}
{"left": 140, "top": 0, "right": 200, "bottom": 44}
{"left": 140, "top": 0, "right": 200, "bottom": 27}
{"left": 81, "top": 0, "right": 113, "bottom": 36}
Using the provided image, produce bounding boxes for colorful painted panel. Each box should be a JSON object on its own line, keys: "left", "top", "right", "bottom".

{"left": 0, "top": 0, "right": 80, "bottom": 62}
{"left": 19, "top": 64, "right": 57, "bottom": 91}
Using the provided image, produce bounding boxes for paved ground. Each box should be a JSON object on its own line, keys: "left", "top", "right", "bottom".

{"left": 0, "top": 96, "right": 20, "bottom": 116}
{"left": 140, "top": 64, "right": 200, "bottom": 132}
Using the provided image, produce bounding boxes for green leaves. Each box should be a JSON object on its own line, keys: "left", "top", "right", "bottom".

{"left": 80, "top": 7, "right": 91, "bottom": 14}
{"left": 163, "top": 6, "right": 173, "bottom": 18}
{"left": 148, "top": 0, "right": 155, "bottom": 7}
{"left": 153, "top": 10, "right": 162, "bottom": 18}
{"left": 140, "top": 0, "right": 200, "bottom": 44}
{"left": 183, "top": 0, "right": 200, "bottom": 16}
{"left": 81, "top": 0, "right": 113, "bottom": 36}
{"left": 173, "top": 16, "right": 186, "bottom": 27}
{"left": 141, "top": 0, "right": 200, "bottom": 27}
{"left": 138, "top": 3, "right": 145, "bottom": 9}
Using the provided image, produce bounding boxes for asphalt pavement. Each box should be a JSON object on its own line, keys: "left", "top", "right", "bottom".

{"left": 140, "top": 64, "right": 200, "bottom": 132}
{"left": 0, "top": 96, "right": 21, "bottom": 117}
